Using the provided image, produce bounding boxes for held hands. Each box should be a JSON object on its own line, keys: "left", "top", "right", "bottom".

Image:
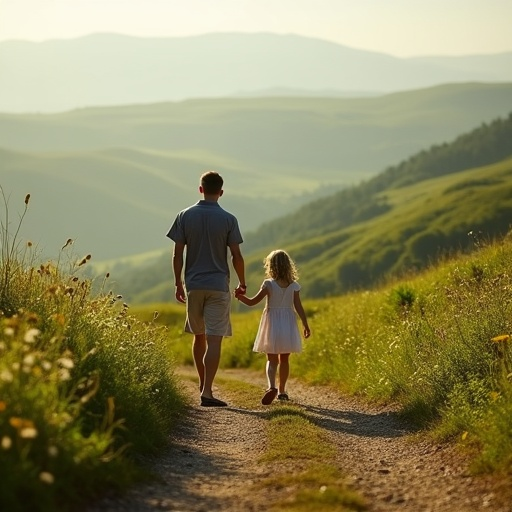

{"left": 234, "top": 283, "right": 247, "bottom": 299}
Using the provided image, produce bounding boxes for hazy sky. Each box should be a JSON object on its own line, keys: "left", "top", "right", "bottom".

{"left": 1, "top": 0, "right": 511, "bottom": 57}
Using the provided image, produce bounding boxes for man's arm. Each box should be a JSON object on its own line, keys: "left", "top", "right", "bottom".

{"left": 229, "top": 243, "right": 246, "bottom": 296}
{"left": 172, "top": 241, "right": 186, "bottom": 303}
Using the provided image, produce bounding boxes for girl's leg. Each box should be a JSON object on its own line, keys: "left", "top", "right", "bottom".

{"left": 266, "top": 353, "right": 279, "bottom": 389}
{"left": 262, "top": 353, "right": 279, "bottom": 405}
{"left": 278, "top": 353, "right": 290, "bottom": 394}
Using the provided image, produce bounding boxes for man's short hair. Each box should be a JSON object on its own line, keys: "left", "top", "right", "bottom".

{"left": 201, "top": 171, "right": 224, "bottom": 195}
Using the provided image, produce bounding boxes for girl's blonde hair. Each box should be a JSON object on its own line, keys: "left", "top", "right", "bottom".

{"left": 264, "top": 249, "right": 298, "bottom": 284}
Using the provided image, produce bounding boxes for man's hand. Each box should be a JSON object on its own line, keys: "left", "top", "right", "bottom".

{"left": 175, "top": 282, "right": 186, "bottom": 303}
{"left": 234, "top": 283, "right": 247, "bottom": 298}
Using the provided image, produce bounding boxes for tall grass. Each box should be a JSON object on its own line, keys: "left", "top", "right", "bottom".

{"left": 0, "top": 190, "right": 187, "bottom": 511}
{"left": 294, "top": 235, "right": 512, "bottom": 473}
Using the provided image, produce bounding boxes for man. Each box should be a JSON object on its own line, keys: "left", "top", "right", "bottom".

{"left": 166, "top": 171, "right": 247, "bottom": 407}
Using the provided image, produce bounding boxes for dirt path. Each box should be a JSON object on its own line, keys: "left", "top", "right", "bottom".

{"left": 88, "top": 368, "right": 511, "bottom": 512}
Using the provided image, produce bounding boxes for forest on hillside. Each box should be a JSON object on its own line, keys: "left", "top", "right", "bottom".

{"left": 244, "top": 112, "right": 512, "bottom": 253}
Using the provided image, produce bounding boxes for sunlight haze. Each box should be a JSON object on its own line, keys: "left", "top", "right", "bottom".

{"left": 1, "top": 0, "right": 511, "bottom": 56}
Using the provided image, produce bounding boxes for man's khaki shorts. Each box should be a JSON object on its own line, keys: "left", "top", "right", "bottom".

{"left": 185, "top": 289, "right": 232, "bottom": 337}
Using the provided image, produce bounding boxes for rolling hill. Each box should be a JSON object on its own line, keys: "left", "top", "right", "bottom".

{"left": 109, "top": 112, "right": 512, "bottom": 303}
{"left": 1, "top": 33, "right": 512, "bottom": 113}
{"left": 2, "top": 83, "right": 512, "bottom": 261}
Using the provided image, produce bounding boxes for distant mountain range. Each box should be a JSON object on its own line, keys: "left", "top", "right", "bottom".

{"left": 1, "top": 32, "right": 512, "bottom": 113}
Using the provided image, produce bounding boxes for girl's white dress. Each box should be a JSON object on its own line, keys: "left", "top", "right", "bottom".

{"left": 252, "top": 279, "right": 303, "bottom": 354}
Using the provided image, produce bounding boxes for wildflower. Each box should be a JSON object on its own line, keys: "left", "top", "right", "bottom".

{"left": 57, "top": 357, "right": 74, "bottom": 370}
{"left": 0, "top": 369, "right": 13, "bottom": 382}
{"left": 10, "top": 417, "right": 34, "bottom": 429}
{"left": 58, "top": 368, "right": 71, "bottom": 381}
{"left": 1, "top": 436, "right": 12, "bottom": 450}
{"left": 61, "top": 238, "right": 74, "bottom": 250}
{"left": 491, "top": 334, "right": 510, "bottom": 343}
{"left": 4, "top": 327, "right": 15, "bottom": 337}
{"left": 39, "top": 472, "right": 54, "bottom": 484}
{"left": 27, "top": 241, "right": 33, "bottom": 247}
{"left": 78, "top": 254, "right": 92, "bottom": 266}
{"left": 24, "top": 193, "right": 30, "bottom": 205}
{"left": 24, "top": 328, "right": 40, "bottom": 343}
{"left": 51, "top": 313, "right": 66, "bottom": 326}
{"left": 47, "top": 285, "right": 60, "bottom": 295}
{"left": 20, "top": 427, "right": 38, "bottom": 439}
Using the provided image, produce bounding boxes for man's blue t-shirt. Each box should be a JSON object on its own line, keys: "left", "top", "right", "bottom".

{"left": 166, "top": 200, "right": 243, "bottom": 292}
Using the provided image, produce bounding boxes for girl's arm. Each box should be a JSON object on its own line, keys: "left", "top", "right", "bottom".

{"left": 236, "top": 285, "right": 268, "bottom": 307}
{"left": 293, "top": 291, "right": 311, "bottom": 338}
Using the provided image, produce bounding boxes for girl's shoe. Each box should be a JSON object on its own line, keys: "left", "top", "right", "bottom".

{"left": 277, "top": 393, "right": 289, "bottom": 401}
{"left": 261, "top": 387, "right": 278, "bottom": 405}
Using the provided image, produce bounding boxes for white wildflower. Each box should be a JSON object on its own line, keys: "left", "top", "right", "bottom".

{"left": 24, "top": 328, "right": 40, "bottom": 343}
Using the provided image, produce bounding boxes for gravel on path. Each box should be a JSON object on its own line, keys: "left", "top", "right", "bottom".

{"left": 87, "top": 367, "right": 512, "bottom": 512}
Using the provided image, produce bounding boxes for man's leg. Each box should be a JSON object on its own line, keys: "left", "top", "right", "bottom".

{"left": 192, "top": 333, "right": 206, "bottom": 392}
{"left": 201, "top": 334, "right": 223, "bottom": 399}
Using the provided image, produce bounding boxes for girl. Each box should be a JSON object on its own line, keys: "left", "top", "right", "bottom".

{"left": 235, "top": 249, "right": 311, "bottom": 405}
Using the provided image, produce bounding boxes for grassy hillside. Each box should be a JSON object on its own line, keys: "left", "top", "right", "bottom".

{"left": 114, "top": 112, "right": 512, "bottom": 303}
{"left": 121, "top": 156, "right": 512, "bottom": 303}
{"left": 2, "top": 83, "right": 512, "bottom": 261}
{"left": 2, "top": 83, "right": 512, "bottom": 168}
{"left": 0, "top": 146, "right": 315, "bottom": 260}
{"left": 244, "top": 111, "right": 512, "bottom": 252}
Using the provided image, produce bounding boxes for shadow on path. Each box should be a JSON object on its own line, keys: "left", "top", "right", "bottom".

{"left": 299, "top": 403, "right": 416, "bottom": 438}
